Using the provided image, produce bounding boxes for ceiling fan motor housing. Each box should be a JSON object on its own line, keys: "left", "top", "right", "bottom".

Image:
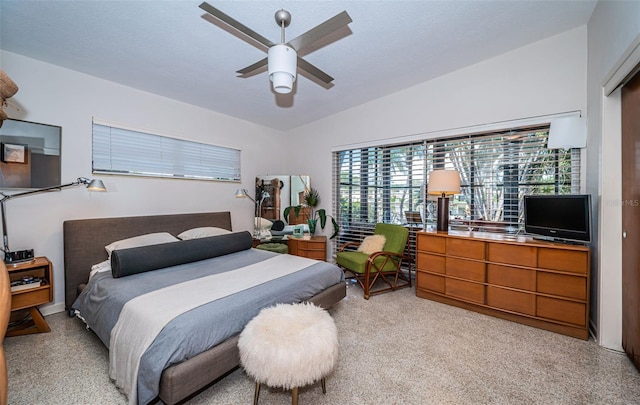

{"left": 268, "top": 44, "right": 297, "bottom": 94}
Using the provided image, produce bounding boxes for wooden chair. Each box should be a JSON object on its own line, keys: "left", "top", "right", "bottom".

{"left": 336, "top": 223, "right": 411, "bottom": 299}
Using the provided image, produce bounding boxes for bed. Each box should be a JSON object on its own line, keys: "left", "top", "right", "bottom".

{"left": 63, "top": 211, "right": 346, "bottom": 405}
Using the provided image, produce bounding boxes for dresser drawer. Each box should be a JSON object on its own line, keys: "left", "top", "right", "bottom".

{"left": 445, "top": 278, "right": 484, "bottom": 303}
{"left": 417, "top": 234, "right": 445, "bottom": 254}
{"left": 487, "top": 243, "right": 537, "bottom": 267}
{"left": 537, "top": 272, "right": 586, "bottom": 300}
{"left": 417, "top": 252, "right": 445, "bottom": 274}
{"left": 538, "top": 248, "right": 588, "bottom": 274}
{"left": 446, "top": 257, "right": 485, "bottom": 282}
{"left": 537, "top": 296, "right": 586, "bottom": 326}
{"left": 417, "top": 272, "right": 445, "bottom": 293}
{"left": 487, "top": 264, "right": 535, "bottom": 291}
{"left": 446, "top": 238, "right": 485, "bottom": 260}
{"left": 486, "top": 286, "right": 535, "bottom": 316}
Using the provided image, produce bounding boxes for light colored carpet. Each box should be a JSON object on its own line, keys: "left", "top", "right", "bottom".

{"left": 4, "top": 281, "right": 640, "bottom": 404}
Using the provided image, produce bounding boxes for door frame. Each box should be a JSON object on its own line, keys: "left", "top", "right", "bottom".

{"left": 599, "top": 33, "right": 640, "bottom": 350}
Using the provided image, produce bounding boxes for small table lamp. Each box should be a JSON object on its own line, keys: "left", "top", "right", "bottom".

{"left": 427, "top": 170, "right": 461, "bottom": 231}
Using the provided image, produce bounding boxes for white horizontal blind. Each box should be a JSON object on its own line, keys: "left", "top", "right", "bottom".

{"left": 433, "top": 125, "right": 580, "bottom": 232}
{"left": 333, "top": 141, "right": 426, "bottom": 257}
{"left": 332, "top": 124, "right": 580, "bottom": 256}
{"left": 92, "top": 122, "right": 241, "bottom": 181}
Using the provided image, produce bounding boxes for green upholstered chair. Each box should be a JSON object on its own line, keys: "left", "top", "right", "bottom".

{"left": 336, "top": 223, "right": 411, "bottom": 299}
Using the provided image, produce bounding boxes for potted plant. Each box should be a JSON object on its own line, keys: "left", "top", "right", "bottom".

{"left": 284, "top": 187, "right": 339, "bottom": 239}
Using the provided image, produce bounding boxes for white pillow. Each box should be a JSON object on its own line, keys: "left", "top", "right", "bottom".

{"left": 178, "top": 227, "right": 231, "bottom": 240}
{"left": 254, "top": 217, "right": 273, "bottom": 230}
{"left": 357, "top": 235, "right": 386, "bottom": 255}
{"left": 105, "top": 232, "right": 179, "bottom": 257}
{"left": 89, "top": 259, "right": 112, "bottom": 280}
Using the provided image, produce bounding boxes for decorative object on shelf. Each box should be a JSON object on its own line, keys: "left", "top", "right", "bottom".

{"left": 293, "top": 225, "right": 304, "bottom": 238}
{"left": 427, "top": 170, "right": 461, "bottom": 231}
{"left": 0, "top": 69, "right": 19, "bottom": 128}
{"left": 284, "top": 187, "right": 339, "bottom": 239}
{"left": 0, "top": 177, "right": 106, "bottom": 264}
{"left": 235, "top": 188, "right": 271, "bottom": 237}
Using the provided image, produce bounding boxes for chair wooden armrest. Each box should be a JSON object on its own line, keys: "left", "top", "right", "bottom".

{"left": 366, "top": 250, "right": 403, "bottom": 263}
{"left": 338, "top": 241, "right": 360, "bottom": 252}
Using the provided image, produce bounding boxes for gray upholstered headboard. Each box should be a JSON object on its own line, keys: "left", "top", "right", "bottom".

{"left": 63, "top": 211, "right": 232, "bottom": 310}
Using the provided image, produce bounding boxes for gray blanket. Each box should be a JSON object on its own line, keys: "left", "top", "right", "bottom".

{"left": 72, "top": 248, "right": 344, "bottom": 404}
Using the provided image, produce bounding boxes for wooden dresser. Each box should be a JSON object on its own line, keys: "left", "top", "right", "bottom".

{"left": 288, "top": 236, "right": 327, "bottom": 261}
{"left": 416, "top": 231, "right": 590, "bottom": 339}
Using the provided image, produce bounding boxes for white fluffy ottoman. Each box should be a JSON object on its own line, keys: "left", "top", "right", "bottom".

{"left": 238, "top": 302, "right": 338, "bottom": 405}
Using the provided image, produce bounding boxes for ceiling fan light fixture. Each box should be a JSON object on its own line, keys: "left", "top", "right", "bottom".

{"left": 268, "top": 44, "right": 297, "bottom": 94}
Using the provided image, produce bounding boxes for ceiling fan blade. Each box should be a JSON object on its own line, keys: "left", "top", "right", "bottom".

{"left": 199, "top": 2, "right": 274, "bottom": 50}
{"left": 297, "top": 57, "right": 334, "bottom": 84}
{"left": 287, "top": 11, "right": 352, "bottom": 53}
{"left": 236, "top": 58, "right": 268, "bottom": 76}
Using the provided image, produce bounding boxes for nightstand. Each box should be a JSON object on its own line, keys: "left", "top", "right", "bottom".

{"left": 6, "top": 256, "right": 53, "bottom": 336}
{"left": 288, "top": 236, "right": 327, "bottom": 261}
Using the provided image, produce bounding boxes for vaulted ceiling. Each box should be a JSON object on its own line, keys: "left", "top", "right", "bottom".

{"left": 0, "top": 1, "right": 597, "bottom": 130}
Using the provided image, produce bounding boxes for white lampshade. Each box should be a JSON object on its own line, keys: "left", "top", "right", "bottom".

{"left": 548, "top": 116, "right": 587, "bottom": 149}
{"left": 268, "top": 44, "right": 297, "bottom": 94}
{"left": 427, "top": 170, "right": 461, "bottom": 196}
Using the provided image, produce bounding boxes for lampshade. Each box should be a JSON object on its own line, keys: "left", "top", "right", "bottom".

{"left": 87, "top": 179, "right": 107, "bottom": 192}
{"left": 235, "top": 188, "right": 249, "bottom": 198}
{"left": 548, "top": 116, "right": 587, "bottom": 149}
{"left": 427, "top": 170, "right": 461, "bottom": 196}
{"left": 268, "top": 44, "right": 297, "bottom": 94}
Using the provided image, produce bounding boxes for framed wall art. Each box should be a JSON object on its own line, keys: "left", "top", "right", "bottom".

{"left": 1, "top": 142, "right": 28, "bottom": 164}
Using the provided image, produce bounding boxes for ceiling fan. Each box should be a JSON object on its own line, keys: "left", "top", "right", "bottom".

{"left": 199, "top": 2, "right": 352, "bottom": 94}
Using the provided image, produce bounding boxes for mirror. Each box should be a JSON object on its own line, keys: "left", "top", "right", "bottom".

{"left": 0, "top": 119, "right": 61, "bottom": 189}
{"left": 255, "top": 175, "right": 310, "bottom": 222}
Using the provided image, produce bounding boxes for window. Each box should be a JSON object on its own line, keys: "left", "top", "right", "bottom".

{"left": 92, "top": 121, "right": 241, "bottom": 182}
{"left": 332, "top": 124, "right": 581, "bottom": 253}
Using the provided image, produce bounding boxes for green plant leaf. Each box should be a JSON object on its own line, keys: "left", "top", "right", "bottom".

{"left": 317, "top": 208, "right": 327, "bottom": 229}
{"left": 283, "top": 206, "right": 292, "bottom": 223}
{"left": 303, "top": 187, "right": 320, "bottom": 207}
{"left": 329, "top": 216, "right": 340, "bottom": 239}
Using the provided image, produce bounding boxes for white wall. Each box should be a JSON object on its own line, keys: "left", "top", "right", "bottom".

{"left": 586, "top": 0, "right": 640, "bottom": 351}
{"left": 286, "top": 27, "right": 587, "bottom": 235}
{"left": 1, "top": 51, "right": 286, "bottom": 314}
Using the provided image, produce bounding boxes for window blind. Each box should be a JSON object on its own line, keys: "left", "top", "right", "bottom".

{"left": 332, "top": 124, "right": 581, "bottom": 257}
{"left": 92, "top": 122, "right": 241, "bottom": 182}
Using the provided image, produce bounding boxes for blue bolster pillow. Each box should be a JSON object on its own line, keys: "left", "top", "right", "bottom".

{"left": 110, "top": 231, "right": 253, "bottom": 278}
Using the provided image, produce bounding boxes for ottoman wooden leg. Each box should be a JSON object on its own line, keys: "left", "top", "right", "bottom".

{"left": 292, "top": 386, "right": 299, "bottom": 405}
{"left": 321, "top": 377, "right": 327, "bottom": 394}
{"left": 253, "top": 382, "right": 260, "bottom": 405}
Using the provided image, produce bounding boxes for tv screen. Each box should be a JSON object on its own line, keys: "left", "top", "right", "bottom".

{"left": 524, "top": 194, "right": 591, "bottom": 243}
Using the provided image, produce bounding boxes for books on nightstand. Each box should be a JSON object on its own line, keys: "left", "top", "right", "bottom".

{"left": 10, "top": 275, "right": 44, "bottom": 292}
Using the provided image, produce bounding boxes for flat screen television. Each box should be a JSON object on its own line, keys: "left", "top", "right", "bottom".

{"left": 523, "top": 194, "right": 591, "bottom": 243}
